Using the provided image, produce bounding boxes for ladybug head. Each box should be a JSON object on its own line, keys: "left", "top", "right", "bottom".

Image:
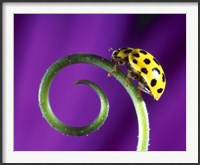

{"left": 111, "top": 49, "right": 129, "bottom": 66}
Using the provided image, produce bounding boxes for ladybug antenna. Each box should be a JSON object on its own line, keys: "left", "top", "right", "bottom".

{"left": 108, "top": 47, "right": 114, "bottom": 52}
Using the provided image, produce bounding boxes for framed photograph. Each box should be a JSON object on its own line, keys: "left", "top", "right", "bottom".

{"left": 1, "top": 0, "right": 198, "bottom": 163}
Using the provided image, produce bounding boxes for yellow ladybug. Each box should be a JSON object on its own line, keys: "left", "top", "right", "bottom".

{"left": 110, "top": 47, "right": 166, "bottom": 100}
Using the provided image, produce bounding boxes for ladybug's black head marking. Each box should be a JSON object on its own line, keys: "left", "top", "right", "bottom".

{"left": 111, "top": 49, "right": 129, "bottom": 66}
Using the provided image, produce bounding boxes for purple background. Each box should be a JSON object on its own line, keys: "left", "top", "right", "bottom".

{"left": 14, "top": 14, "right": 186, "bottom": 151}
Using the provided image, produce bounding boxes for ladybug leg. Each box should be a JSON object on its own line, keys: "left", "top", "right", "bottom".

{"left": 108, "top": 64, "right": 117, "bottom": 77}
{"left": 137, "top": 82, "right": 151, "bottom": 98}
{"left": 125, "top": 70, "right": 132, "bottom": 86}
{"left": 137, "top": 86, "right": 143, "bottom": 98}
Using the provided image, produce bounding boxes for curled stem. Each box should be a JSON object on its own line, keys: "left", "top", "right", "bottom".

{"left": 38, "top": 54, "right": 149, "bottom": 151}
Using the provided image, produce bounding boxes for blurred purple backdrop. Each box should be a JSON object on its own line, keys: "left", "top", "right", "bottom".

{"left": 14, "top": 14, "right": 186, "bottom": 151}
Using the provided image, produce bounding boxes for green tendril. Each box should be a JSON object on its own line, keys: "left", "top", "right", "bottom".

{"left": 38, "top": 54, "right": 149, "bottom": 151}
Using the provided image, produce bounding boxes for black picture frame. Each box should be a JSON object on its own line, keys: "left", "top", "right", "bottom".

{"left": 1, "top": 0, "right": 199, "bottom": 163}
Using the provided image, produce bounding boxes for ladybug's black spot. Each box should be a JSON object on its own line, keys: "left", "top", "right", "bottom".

{"left": 141, "top": 68, "right": 148, "bottom": 74}
{"left": 140, "top": 50, "right": 147, "bottom": 54}
{"left": 152, "top": 68, "right": 160, "bottom": 74}
{"left": 151, "top": 79, "right": 157, "bottom": 87}
{"left": 144, "top": 58, "right": 151, "bottom": 64}
{"left": 153, "top": 58, "right": 160, "bottom": 65}
{"left": 157, "top": 88, "right": 163, "bottom": 93}
{"left": 123, "top": 49, "right": 133, "bottom": 54}
{"left": 162, "top": 73, "right": 166, "bottom": 82}
{"left": 133, "top": 59, "right": 138, "bottom": 64}
{"left": 132, "top": 53, "right": 140, "bottom": 58}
